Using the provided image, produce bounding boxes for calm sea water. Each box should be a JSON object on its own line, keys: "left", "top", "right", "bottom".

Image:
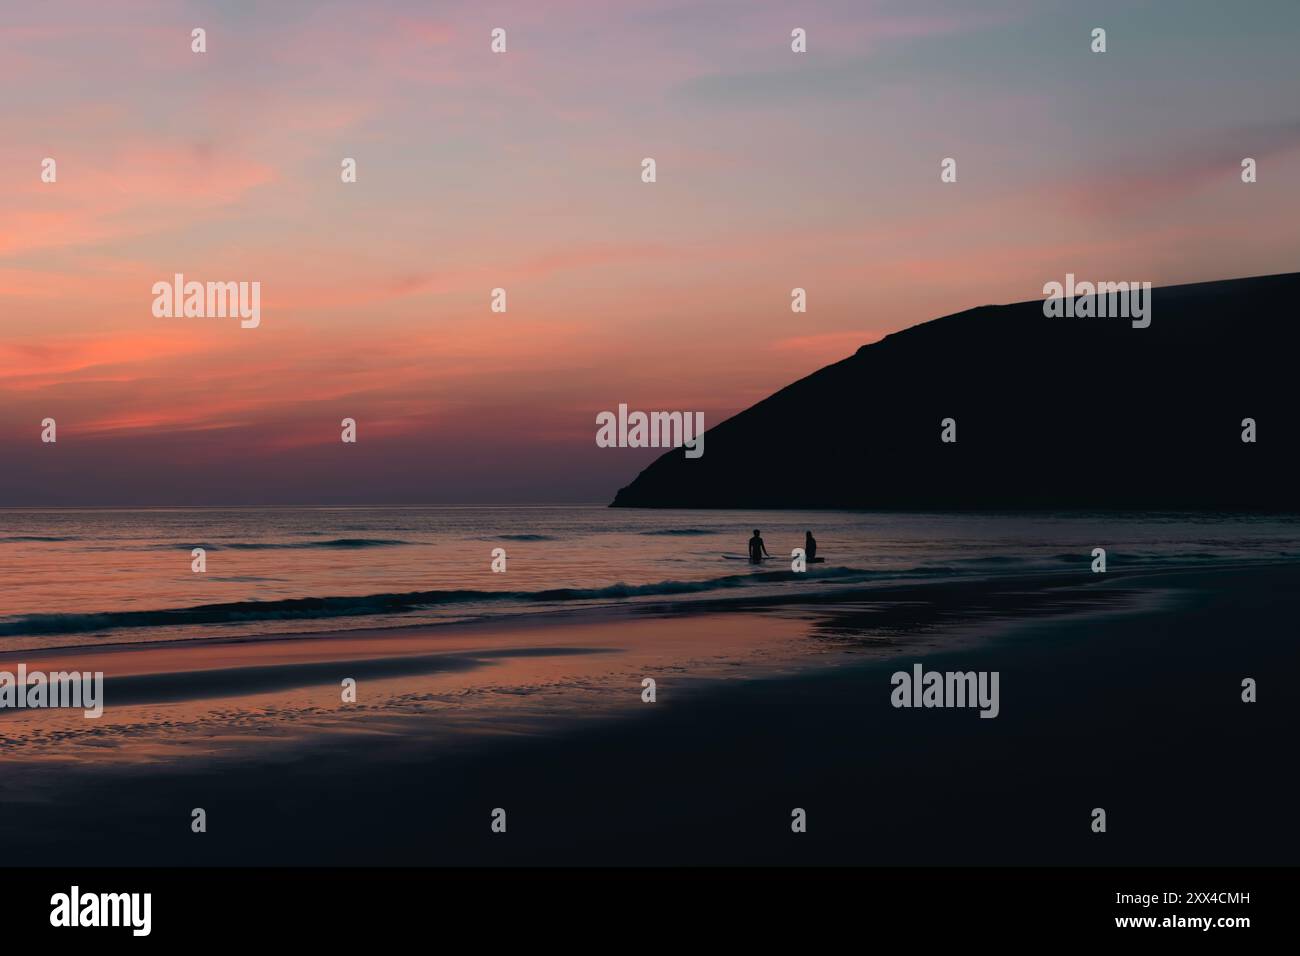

{"left": 1, "top": 506, "right": 1298, "bottom": 650}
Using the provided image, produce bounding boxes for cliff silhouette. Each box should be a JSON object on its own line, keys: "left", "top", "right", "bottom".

{"left": 610, "top": 272, "right": 1300, "bottom": 510}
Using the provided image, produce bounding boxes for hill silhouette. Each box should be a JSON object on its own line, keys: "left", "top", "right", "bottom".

{"left": 610, "top": 272, "right": 1300, "bottom": 510}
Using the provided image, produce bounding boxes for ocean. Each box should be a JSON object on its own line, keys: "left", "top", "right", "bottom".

{"left": 2, "top": 506, "right": 1299, "bottom": 651}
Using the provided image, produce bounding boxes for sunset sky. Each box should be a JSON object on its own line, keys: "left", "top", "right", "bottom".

{"left": 2, "top": 0, "right": 1299, "bottom": 504}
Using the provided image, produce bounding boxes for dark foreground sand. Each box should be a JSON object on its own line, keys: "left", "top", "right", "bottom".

{"left": 0, "top": 562, "right": 1295, "bottom": 865}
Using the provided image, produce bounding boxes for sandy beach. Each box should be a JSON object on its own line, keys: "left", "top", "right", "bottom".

{"left": 1, "top": 560, "right": 1293, "bottom": 865}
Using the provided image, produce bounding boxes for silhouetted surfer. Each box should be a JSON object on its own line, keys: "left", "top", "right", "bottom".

{"left": 748, "top": 529, "right": 771, "bottom": 564}
{"left": 805, "top": 531, "right": 817, "bottom": 562}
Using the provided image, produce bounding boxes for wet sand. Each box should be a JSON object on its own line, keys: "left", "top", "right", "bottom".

{"left": 0, "top": 563, "right": 1294, "bottom": 864}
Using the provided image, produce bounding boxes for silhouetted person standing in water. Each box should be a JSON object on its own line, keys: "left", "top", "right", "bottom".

{"left": 804, "top": 531, "right": 817, "bottom": 562}
{"left": 748, "top": 529, "right": 771, "bottom": 564}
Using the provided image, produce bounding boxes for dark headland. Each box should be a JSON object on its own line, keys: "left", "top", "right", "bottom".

{"left": 611, "top": 272, "right": 1300, "bottom": 510}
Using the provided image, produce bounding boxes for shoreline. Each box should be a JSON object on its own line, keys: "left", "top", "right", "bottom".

{"left": 0, "top": 560, "right": 1193, "bottom": 716}
{"left": 1, "top": 560, "right": 1293, "bottom": 863}
{"left": 6, "top": 554, "right": 1271, "bottom": 658}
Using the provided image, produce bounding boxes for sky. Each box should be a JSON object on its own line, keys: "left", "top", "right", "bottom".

{"left": 2, "top": 0, "right": 1299, "bottom": 505}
